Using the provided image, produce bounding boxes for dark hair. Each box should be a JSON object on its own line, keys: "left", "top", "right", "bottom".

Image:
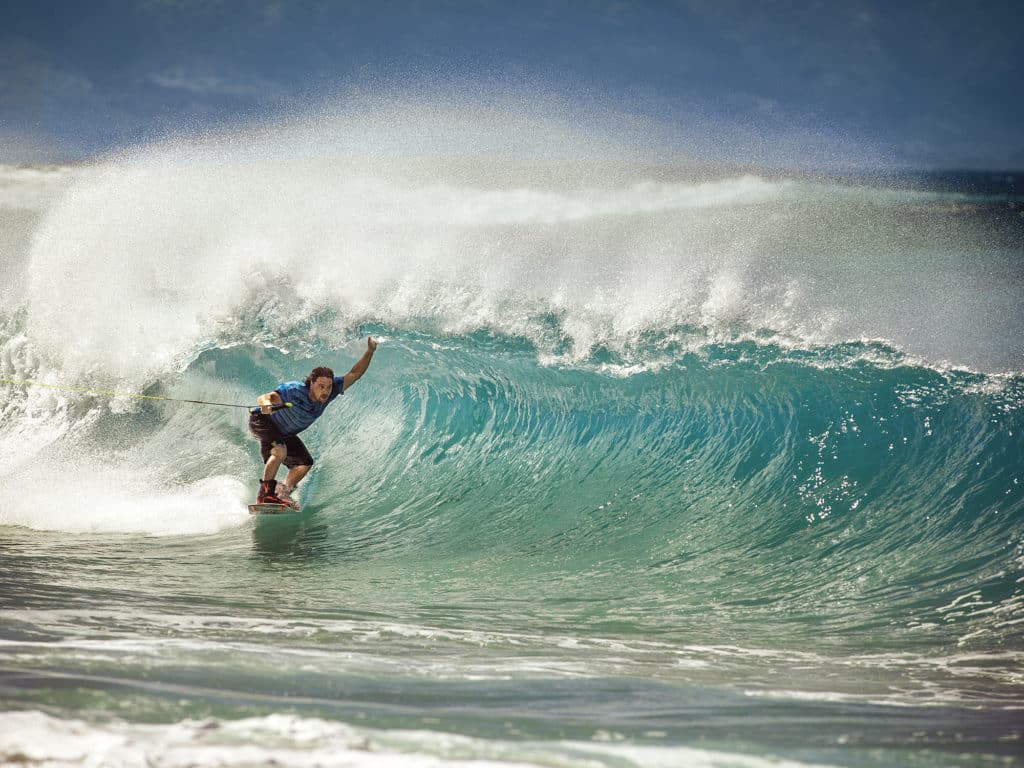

{"left": 304, "top": 366, "right": 335, "bottom": 388}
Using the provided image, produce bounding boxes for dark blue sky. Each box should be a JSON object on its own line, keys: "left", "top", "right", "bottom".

{"left": 1, "top": 0, "right": 1020, "bottom": 169}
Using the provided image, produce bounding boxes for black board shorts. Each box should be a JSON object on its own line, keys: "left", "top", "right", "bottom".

{"left": 248, "top": 413, "right": 314, "bottom": 468}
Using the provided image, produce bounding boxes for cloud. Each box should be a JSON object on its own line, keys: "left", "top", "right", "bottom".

{"left": 0, "top": 37, "right": 108, "bottom": 160}
{"left": 146, "top": 68, "right": 274, "bottom": 99}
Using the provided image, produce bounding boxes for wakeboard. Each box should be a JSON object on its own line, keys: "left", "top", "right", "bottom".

{"left": 248, "top": 503, "right": 298, "bottom": 515}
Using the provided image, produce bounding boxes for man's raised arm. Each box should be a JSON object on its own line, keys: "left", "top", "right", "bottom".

{"left": 342, "top": 336, "right": 378, "bottom": 390}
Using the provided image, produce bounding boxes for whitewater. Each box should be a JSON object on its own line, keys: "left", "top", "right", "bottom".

{"left": 1, "top": 103, "right": 1022, "bottom": 767}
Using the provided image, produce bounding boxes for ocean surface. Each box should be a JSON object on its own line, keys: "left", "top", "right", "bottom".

{"left": 1, "top": 114, "right": 1022, "bottom": 766}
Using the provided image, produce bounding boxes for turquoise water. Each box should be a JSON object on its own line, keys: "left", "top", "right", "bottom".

{"left": 1, "top": 127, "right": 1022, "bottom": 766}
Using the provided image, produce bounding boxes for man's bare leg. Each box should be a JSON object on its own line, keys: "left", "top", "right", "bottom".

{"left": 263, "top": 444, "right": 287, "bottom": 482}
{"left": 283, "top": 464, "right": 310, "bottom": 488}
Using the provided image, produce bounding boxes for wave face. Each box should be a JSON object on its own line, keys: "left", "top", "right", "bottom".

{"left": 4, "top": 322, "right": 1021, "bottom": 644}
{"left": 1, "top": 106, "right": 1023, "bottom": 765}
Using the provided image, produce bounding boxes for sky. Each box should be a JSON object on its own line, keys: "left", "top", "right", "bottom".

{"left": 1, "top": 0, "right": 1021, "bottom": 170}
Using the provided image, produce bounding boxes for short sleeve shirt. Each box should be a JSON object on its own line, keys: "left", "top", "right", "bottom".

{"left": 269, "top": 376, "right": 345, "bottom": 436}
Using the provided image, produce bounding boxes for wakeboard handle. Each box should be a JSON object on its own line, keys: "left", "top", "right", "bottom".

{"left": 248, "top": 403, "right": 293, "bottom": 414}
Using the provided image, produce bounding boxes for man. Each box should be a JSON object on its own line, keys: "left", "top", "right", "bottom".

{"left": 249, "top": 336, "right": 377, "bottom": 508}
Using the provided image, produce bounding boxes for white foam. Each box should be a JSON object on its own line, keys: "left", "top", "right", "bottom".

{"left": 0, "top": 472, "right": 249, "bottom": 535}
{"left": 23, "top": 150, "right": 798, "bottom": 382}
{"left": 0, "top": 88, "right": 1016, "bottom": 385}
{"left": 16, "top": 98, "right": 1016, "bottom": 380}
{"left": 0, "top": 710, "right": 841, "bottom": 768}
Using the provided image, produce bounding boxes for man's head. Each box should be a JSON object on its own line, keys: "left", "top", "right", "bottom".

{"left": 305, "top": 366, "right": 335, "bottom": 403}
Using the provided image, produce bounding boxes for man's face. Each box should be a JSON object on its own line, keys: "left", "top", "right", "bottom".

{"left": 310, "top": 376, "right": 333, "bottom": 403}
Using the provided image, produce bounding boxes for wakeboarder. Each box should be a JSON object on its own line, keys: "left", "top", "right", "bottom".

{"left": 249, "top": 336, "right": 377, "bottom": 508}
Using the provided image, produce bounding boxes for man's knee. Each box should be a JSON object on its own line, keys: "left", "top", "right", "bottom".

{"left": 269, "top": 443, "right": 287, "bottom": 461}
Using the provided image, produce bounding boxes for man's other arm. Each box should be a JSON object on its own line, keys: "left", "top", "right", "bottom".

{"left": 342, "top": 337, "right": 378, "bottom": 391}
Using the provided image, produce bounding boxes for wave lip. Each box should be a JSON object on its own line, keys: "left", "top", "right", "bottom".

{"left": 11, "top": 105, "right": 1023, "bottom": 378}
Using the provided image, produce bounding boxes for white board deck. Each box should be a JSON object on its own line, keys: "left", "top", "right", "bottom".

{"left": 248, "top": 503, "right": 298, "bottom": 515}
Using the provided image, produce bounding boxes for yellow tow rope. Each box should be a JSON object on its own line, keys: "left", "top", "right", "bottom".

{"left": 0, "top": 377, "right": 291, "bottom": 412}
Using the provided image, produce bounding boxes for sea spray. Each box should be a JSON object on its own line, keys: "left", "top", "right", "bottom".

{"left": 13, "top": 101, "right": 1022, "bottom": 385}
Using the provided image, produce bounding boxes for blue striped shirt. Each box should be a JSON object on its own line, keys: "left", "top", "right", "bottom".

{"left": 270, "top": 377, "right": 345, "bottom": 436}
